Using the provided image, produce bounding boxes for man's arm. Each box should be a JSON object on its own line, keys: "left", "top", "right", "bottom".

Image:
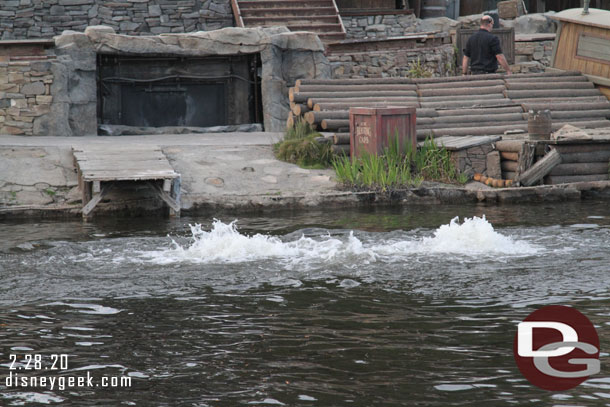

{"left": 496, "top": 54, "right": 512, "bottom": 75}
{"left": 462, "top": 56, "right": 470, "bottom": 75}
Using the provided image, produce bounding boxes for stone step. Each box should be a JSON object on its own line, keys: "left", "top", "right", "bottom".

{"left": 239, "top": 0, "right": 335, "bottom": 9}
{"left": 286, "top": 23, "right": 344, "bottom": 33}
{"left": 317, "top": 32, "right": 347, "bottom": 42}
{"left": 241, "top": 7, "right": 337, "bottom": 17}
{"left": 243, "top": 15, "right": 340, "bottom": 25}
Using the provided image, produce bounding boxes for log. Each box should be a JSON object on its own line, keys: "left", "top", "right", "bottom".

{"left": 286, "top": 114, "right": 294, "bottom": 129}
{"left": 519, "top": 149, "right": 562, "bottom": 186}
{"left": 505, "top": 81, "right": 595, "bottom": 90}
{"left": 550, "top": 110, "right": 610, "bottom": 120}
{"left": 436, "top": 106, "right": 525, "bottom": 116}
{"left": 496, "top": 140, "right": 525, "bottom": 153}
{"left": 417, "top": 112, "right": 525, "bottom": 126}
{"left": 512, "top": 96, "right": 607, "bottom": 104}
{"left": 291, "top": 103, "right": 309, "bottom": 116}
{"left": 521, "top": 102, "right": 610, "bottom": 112}
{"left": 291, "top": 90, "right": 418, "bottom": 103}
{"left": 515, "top": 142, "right": 536, "bottom": 182}
{"left": 333, "top": 133, "right": 351, "bottom": 145}
{"left": 314, "top": 136, "right": 332, "bottom": 145}
{"left": 296, "top": 78, "right": 416, "bottom": 87}
{"left": 508, "top": 70, "right": 582, "bottom": 78}
{"left": 322, "top": 119, "right": 349, "bottom": 130}
{"left": 331, "top": 144, "right": 350, "bottom": 155}
{"left": 545, "top": 174, "right": 609, "bottom": 184}
{"left": 420, "top": 99, "right": 515, "bottom": 109}
{"left": 504, "top": 75, "right": 589, "bottom": 83}
{"left": 560, "top": 150, "right": 610, "bottom": 163}
{"left": 417, "top": 123, "right": 529, "bottom": 138}
{"left": 417, "top": 80, "right": 505, "bottom": 89}
{"left": 417, "top": 119, "right": 527, "bottom": 130}
{"left": 314, "top": 102, "right": 419, "bottom": 111}
{"left": 501, "top": 160, "right": 518, "bottom": 172}
{"left": 552, "top": 144, "right": 610, "bottom": 154}
{"left": 505, "top": 89, "right": 602, "bottom": 99}
{"left": 417, "top": 85, "right": 506, "bottom": 97}
{"left": 548, "top": 162, "right": 609, "bottom": 176}
{"left": 296, "top": 84, "right": 417, "bottom": 93}
{"left": 304, "top": 110, "right": 349, "bottom": 124}
{"left": 418, "top": 94, "right": 506, "bottom": 102}
{"left": 412, "top": 74, "right": 504, "bottom": 84}
{"left": 308, "top": 97, "right": 419, "bottom": 108}
{"left": 500, "top": 151, "right": 519, "bottom": 161}
{"left": 503, "top": 171, "right": 516, "bottom": 180}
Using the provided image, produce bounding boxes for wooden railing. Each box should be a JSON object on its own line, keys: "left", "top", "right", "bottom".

{"left": 230, "top": 0, "right": 244, "bottom": 27}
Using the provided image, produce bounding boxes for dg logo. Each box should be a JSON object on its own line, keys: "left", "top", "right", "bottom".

{"left": 513, "top": 305, "right": 600, "bottom": 391}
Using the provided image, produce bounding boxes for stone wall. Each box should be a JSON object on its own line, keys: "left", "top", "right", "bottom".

{"left": 328, "top": 44, "right": 456, "bottom": 79}
{"left": 0, "top": 61, "right": 54, "bottom": 136}
{"left": 1, "top": 26, "right": 330, "bottom": 135}
{"left": 341, "top": 13, "right": 418, "bottom": 39}
{"left": 512, "top": 40, "right": 554, "bottom": 74}
{"left": 0, "top": 0, "right": 233, "bottom": 40}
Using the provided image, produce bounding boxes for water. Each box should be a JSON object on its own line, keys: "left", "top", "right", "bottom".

{"left": 0, "top": 202, "right": 609, "bottom": 406}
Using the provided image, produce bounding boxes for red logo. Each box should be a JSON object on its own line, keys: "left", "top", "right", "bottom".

{"left": 513, "top": 305, "right": 600, "bottom": 391}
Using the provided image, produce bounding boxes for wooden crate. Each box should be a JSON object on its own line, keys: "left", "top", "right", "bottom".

{"left": 349, "top": 107, "right": 416, "bottom": 159}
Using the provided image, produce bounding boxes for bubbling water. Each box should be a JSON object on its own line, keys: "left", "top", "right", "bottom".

{"left": 141, "top": 216, "right": 539, "bottom": 266}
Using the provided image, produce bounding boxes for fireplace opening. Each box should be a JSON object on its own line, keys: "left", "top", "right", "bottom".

{"left": 97, "top": 54, "right": 263, "bottom": 129}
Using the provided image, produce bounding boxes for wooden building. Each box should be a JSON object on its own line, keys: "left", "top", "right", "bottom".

{"left": 551, "top": 8, "right": 610, "bottom": 99}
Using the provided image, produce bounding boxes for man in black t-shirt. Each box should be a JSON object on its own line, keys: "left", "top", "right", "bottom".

{"left": 462, "top": 15, "right": 512, "bottom": 75}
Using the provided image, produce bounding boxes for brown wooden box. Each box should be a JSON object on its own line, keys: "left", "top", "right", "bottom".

{"left": 498, "top": 0, "right": 525, "bottom": 19}
{"left": 349, "top": 107, "right": 417, "bottom": 159}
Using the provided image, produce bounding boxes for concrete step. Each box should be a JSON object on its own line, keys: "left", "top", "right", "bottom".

{"left": 241, "top": 7, "right": 337, "bottom": 17}
{"left": 239, "top": 0, "right": 335, "bottom": 9}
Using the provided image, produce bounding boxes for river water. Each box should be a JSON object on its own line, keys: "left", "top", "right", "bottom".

{"left": 0, "top": 202, "right": 609, "bottom": 406}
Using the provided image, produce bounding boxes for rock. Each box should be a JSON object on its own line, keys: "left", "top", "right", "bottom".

{"left": 417, "top": 16, "right": 460, "bottom": 34}
{"left": 69, "top": 103, "right": 97, "bottom": 136}
{"left": 15, "top": 190, "right": 54, "bottom": 205}
{"left": 365, "top": 24, "right": 387, "bottom": 33}
{"left": 54, "top": 31, "right": 92, "bottom": 50}
{"left": 119, "top": 21, "right": 140, "bottom": 32}
{"left": 21, "top": 81, "right": 46, "bottom": 95}
{"left": 269, "top": 31, "right": 324, "bottom": 52}
{"left": 512, "top": 13, "right": 557, "bottom": 34}
{"left": 148, "top": 4, "right": 161, "bottom": 16}
{"left": 458, "top": 14, "right": 484, "bottom": 29}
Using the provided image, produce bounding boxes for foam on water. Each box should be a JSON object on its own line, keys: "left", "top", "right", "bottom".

{"left": 141, "top": 216, "right": 539, "bottom": 265}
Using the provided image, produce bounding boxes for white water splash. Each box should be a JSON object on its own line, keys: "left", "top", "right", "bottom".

{"left": 143, "top": 220, "right": 376, "bottom": 265}
{"left": 141, "top": 217, "right": 539, "bottom": 265}
{"left": 420, "top": 215, "right": 539, "bottom": 255}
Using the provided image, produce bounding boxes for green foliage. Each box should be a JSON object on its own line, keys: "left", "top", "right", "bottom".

{"left": 406, "top": 58, "right": 433, "bottom": 79}
{"left": 332, "top": 133, "right": 467, "bottom": 192}
{"left": 274, "top": 117, "right": 333, "bottom": 168}
{"left": 44, "top": 188, "right": 56, "bottom": 197}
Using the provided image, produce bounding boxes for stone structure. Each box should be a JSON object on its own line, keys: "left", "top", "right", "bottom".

{"left": 0, "top": 61, "right": 54, "bottom": 136}
{"left": 0, "top": 26, "right": 330, "bottom": 135}
{"left": 513, "top": 38, "right": 554, "bottom": 73}
{"left": 328, "top": 44, "right": 456, "bottom": 79}
{"left": 0, "top": 0, "right": 233, "bottom": 40}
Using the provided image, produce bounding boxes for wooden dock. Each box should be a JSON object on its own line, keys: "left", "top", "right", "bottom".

{"left": 72, "top": 145, "right": 181, "bottom": 218}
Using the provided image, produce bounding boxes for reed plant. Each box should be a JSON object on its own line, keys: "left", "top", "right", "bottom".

{"left": 332, "top": 133, "right": 467, "bottom": 191}
{"left": 274, "top": 117, "right": 333, "bottom": 168}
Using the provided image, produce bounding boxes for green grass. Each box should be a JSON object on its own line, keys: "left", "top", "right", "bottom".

{"left": 274, "top": 117, "right": 333, "bottom": 168}
{"left": 332, "top": 134, "right": 467, "bottom": 192}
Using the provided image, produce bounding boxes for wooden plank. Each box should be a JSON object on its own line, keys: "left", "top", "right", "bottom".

{"left": 548, "top": 162, "right": 609, "bottom": 176}
{"left": 82, "top": 184, "right": 112, "bottom": 217}
{"left": 545, "top": 174, "right": 610, "bottom": 184}
{"left": 515, "top": 142, "right": 536, "bottom": 184}
{"left": 519, "top": 149, "right": 562, "bottom": 186}
{"left": 82, "top": 171, "right": 178, "bottom": 182}
{"left": 149, "top": 182, "right": 180, "bottom": 213}
{"left": 431, "top": 135, "right": 501, "bottom": 151}
{"left": 78, "top": 160, "right": 176, "bottom": 171}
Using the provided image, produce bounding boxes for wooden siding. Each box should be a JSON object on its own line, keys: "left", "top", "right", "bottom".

{"left": 554, "top": 22, "right": 610, "bottom": 78}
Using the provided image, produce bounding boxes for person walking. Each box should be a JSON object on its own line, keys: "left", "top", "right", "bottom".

{"left": 462, "top": 15, "right": 512, "bottom": 75}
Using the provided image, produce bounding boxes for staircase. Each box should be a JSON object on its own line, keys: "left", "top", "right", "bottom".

{"left": 232, "top": 0, "right": 346, "bottom": 43}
